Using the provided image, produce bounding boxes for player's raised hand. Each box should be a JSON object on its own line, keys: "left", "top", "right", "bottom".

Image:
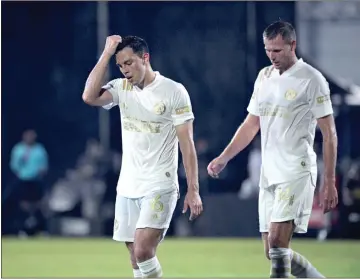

{"left": 182, "top": 190, "right": 203, "bottom": 221}
{"left": 207, "top": 156, "right": 228, "bottom": 179}
{"left": 320, "top": 178, "right": 338, "bottom": 214}
{"left": 103, "top": 35, "right": 122, "bottom": 56}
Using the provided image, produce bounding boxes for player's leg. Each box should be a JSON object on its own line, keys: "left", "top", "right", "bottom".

{"left": 134, "top": 190, "right": 178, "bottom": 278}
{"left": 262, "top": 232, "right": 270, "bottom": 259}
{"left": 268, "top": 220, "right": 293, "bottom": 277}
{"left": 125, "top": 242, "right": 143, "bottom": 278}
{"left": 113, "top": 195, "right": 142, "bottom": 278}
{"left": 259, "top": 181, "right": 294, "bottom": 277}
{"left": 258, "top": 174, "right": 274, "bottom": 260}
{"left": 264, "top": 228, "right": 325, "bottom": 278}
{"left": 288, "top": 174, "right": 325, "bottom": 278}
{"left": 268, "top": 174, "right": 325, "bottom": 278}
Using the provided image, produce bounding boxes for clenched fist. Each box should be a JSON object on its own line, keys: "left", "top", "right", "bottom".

{"left": 103, "top": 35, "right": 122, "bottom": 56}
{"left": 207, "top": 155, "right": 228, "bottom": 179}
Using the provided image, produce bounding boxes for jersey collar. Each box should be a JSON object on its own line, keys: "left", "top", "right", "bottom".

{"left": 137, "top": 71, "right": 162, "bottom": 91}
{"left": 279, "top": 58, "right": 304, "bottom": 77}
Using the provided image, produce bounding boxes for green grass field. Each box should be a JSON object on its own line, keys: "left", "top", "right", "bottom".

{"left": 2, "top": 237, "right": 360, "bottom": 277}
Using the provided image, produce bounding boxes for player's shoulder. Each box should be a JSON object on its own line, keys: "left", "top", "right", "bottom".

{"left": 297, "top": 61, "right": 327, "bottom": 83}
{"left": 258, "top": 65, "right": 276, "bottom": 80}
{"left": 159, "top": 75, "right": 185, "bottom": 91}
{"left": 158, "top": 75, "right": 188, "bottom": 96}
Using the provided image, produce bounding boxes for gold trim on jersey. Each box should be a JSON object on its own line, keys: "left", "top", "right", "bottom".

{"left": 122, "top": 79, "right": 133, "bottom": 91}
{"left": 120, "top": 102, "right": 127, "bottom": 111}
{"left": 264, "top": 65, "right": 275, "bottom": 78}
{"left": 259, "top": 105, "right": 289, "bottom": 118}
{"left": 175, "top": 106, "right": 191, "bottom": 115}
{"left": 122, "top": 116, "right": 161, "bottom": 133}
{"left": 251, "top": 66, "right": 275, "bottom": 100}
{"left": 316, "top": 95, "right": 330, "bottom": 104}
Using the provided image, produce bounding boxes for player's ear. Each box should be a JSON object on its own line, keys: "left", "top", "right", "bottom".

{"left": 143, "top": 53, "right": 150, "bottom": 64}
{"left": 290, "top": 40, "right": 296, "bottom": 51}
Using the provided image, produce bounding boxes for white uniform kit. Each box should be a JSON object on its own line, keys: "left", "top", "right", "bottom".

{"left": 247, "top": 59, "right": 333, "bottom": 233}
{"left": 102, "top": 72, "right": 194, "bottom": 242}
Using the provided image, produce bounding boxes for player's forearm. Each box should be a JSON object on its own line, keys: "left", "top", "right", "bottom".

{"left": 322, "top": 131, "right": 338, "bottom": 184}
{"left": 221, "top": 122, "right": 259, "bottom": 162}
{"left": 180, "top": 140, "right": 199, "bottom": 192}
{"left": 83, "top": 52, "right": 111, "bottom": 101}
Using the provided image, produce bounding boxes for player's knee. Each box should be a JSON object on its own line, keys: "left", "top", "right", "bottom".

{"left": 134, "top": 245, "right": 155, "bottom": 263}
{"left": 268, "top": 230, "right": 287, "bottom": 248}
{"left": 268, "top": 222, "right": 293, "bottom": 248}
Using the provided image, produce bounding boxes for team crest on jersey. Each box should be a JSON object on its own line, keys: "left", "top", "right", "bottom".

{"left": 153, "top": 101, "right": 166, "bottom": 115}
{"left": 285, "top": 89, "right": 297, "bottom": 100}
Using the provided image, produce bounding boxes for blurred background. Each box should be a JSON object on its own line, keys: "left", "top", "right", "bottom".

{"left": 2, "top": 1, "right": 360, "bottom": 277}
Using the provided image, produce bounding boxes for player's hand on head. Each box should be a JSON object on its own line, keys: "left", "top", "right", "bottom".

{"left": 104, "top": 35, "right": 122, "bottom": 56}
{"left": 207, "top": 156, "right": 228, "bottom": 179}
{"left": 182, "top": 190, "right": 203, "bottom": 221}
{"left": 320, "top": 179, "right": 338, "bottom": 214}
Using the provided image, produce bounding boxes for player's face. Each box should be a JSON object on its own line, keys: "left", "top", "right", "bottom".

{"left": 264, "top": 35, "right": 295, "bottom": 73}
{"left": 115, "top": 47, "right": 149, "bottom": 86}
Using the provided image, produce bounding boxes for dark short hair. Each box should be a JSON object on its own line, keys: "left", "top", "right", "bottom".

{"left": 263, "top": 20, "right": 296, "bottom": 44}
{"left": 115, "top": 35, "right": 149, "bottom": 57}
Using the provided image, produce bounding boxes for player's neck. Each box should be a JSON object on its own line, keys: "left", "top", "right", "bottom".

{"left": 138, "top": 69, "right": 156, "bottom": 90}
{"left": 279, "top": 56, "right": 298, "bottom": 75}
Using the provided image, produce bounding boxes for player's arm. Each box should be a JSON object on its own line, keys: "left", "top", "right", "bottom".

{"left": 82, "top": 35, "right": 121, "bottom": 107}
{"left": 172, "top": 84, "right": 203, "bottom": 220}
{"left": 82, "top": 53, "right": 113, "bottom": 106}
{"left": 220, "top": 68, "right": 265, "bottom": 162}
{"left": 309, "top": 73, "right": 338, "bottom": 213}
{"left": 219, "top": 113, "right": 260, "bottom": 162}
{"left": 208, "top": 68, "right": 263, "bottom": 178}
{"left": 176, "top": 120, "right": 199, "bottom": 192}
{"left": 176, "top": 120, "right": 203, "bottom": 220}
{"left": 317, "top": 115, "right": 337, "bottom": 184}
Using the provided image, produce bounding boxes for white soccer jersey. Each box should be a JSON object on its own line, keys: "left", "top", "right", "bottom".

{"left": 102, "top": 72, "right": 194, "bottom": 198}
{"left": 247, "top": 59, "right": 333, "bottom": 186}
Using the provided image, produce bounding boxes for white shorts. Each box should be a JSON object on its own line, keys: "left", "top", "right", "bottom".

{"left": 113, "top": 189, "right": 179, "bottom": 242}
{"left": 258, "top": 173, "right": 316, "bottom": 234}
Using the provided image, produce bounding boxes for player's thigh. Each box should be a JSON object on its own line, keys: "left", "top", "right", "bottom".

{"left": 269, "top": 174, "right": 315, "bottom": 245}
{"left": 113, "top": 195, "right": 140, "bottom": 242}
{"left": 271, "top": 174, "right": 315, "bottom": 223}
{"left": 258, "top": 185, "right": 275, "bottom": 233}
{"left": 293, "top": 173, "right": 316, "bottom": 233}
{"left": 136, "top": 189, "right": 179, "bottom": 244}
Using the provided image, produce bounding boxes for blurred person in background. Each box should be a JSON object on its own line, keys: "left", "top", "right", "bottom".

{"left": 208, "top": 20, "right": 338, "bottom": 278}
{"left": 342, "top": 159, "right": 360, "bottom": 239}
{"left": 82, "top": 35, "right": 203, "bottom": 278}
{"left": 8, "top": 129, "right": 48, "bottom": 236}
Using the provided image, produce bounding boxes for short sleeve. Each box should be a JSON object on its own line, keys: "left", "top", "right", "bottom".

{"left": 101, "top": 78, "right": 123, "bottom": 110}
{"left": 308, "top": 73, "right": 333, "bottom": 119}
{"left": 247, "top": 69, "right": 264, "bottom": 117}
{"left": 171, "top": 84, "right": 195, "bottom": 126}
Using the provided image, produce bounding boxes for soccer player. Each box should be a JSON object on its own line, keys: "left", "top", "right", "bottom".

{"left": 207, "top": 21, "right": 338, "bottom": 278}
{"left": 82, "top": 35, "right": 203, "bottom": 278}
